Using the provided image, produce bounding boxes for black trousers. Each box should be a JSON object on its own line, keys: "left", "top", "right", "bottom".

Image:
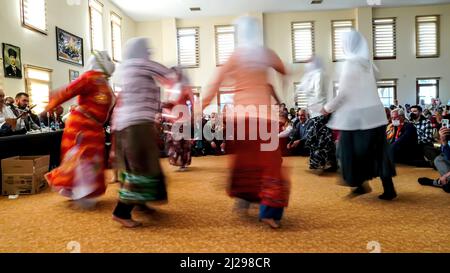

{"left": 113, "top": 202, "right": 135, "bottom": 220}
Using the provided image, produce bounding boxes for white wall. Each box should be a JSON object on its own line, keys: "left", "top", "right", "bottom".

{"left": 133, "top": 4, "right": 450, "bottom": 109}
{"left": 0, "top": 0, "right": 137, "bottom": 107}
{"left": 373, "top": 4, "right": 450, "bottom": 105}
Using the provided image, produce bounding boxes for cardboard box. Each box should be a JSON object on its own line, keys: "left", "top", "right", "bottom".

{"left": 1, "top": 156, "right": 50, "bottom": 195}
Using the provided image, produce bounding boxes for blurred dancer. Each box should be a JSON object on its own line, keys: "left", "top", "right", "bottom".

{"left": 111, "top": 37, "right": 179, "bottom": 228}
{"left": 163, "top": 68, "right": 194, "bottom": 171}
{"left": 203, "top": 16, "right": 289, "bottom": 229}
{"left": 298, "top": 56, "right": 337, "bottom": 172}
{"left": 44, "top": 51, "right": 116, "bottom": 207}
{"left": 322, "top": 30, "right": 397, "bottom": 200}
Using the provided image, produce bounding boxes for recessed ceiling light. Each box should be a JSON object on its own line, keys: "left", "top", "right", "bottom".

{"left": 190, "top": 7, "right": 201, "bottom": 11}
{"left": 311, "top": 0, "right": 323, "bottom": 4}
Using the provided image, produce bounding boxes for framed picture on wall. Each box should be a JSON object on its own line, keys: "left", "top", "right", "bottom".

{"left": 56, "top": 27, "right": 84, "bottom": 66}
{"left": 69, "top": 69, "right": 80, "bottom": 82}
{"left": 2, "top": 43, "right": 22, "bottom": 79}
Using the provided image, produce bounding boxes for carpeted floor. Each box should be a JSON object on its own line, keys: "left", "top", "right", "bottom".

{"left": 0, "top": 155, "right": 449, "bottom": 253}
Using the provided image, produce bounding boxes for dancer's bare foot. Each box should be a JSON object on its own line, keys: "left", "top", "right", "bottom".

{"left": 261, "top": 218, "right": 281, "bottom": 229}
{"left": 112, "top": 215, "right": 142, "bottom": 228}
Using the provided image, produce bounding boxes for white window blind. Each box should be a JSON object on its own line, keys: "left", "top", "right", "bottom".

{"left": 177, "top": 27, "right": 200, "bottom": 68}
{"left": 215, "top": 25, "right": 236, "bottom": 66}
{"left": 21, "top": 0, "right": 47, "bottom": 34}
{"left": 89, "top": 0, "right": 104, "bottom": 52}
{"left": 377, "top": 79, "right": 397, "bottom": 107}
{"left": 111, "top": 12, "right": 122, "bottom": 62}
{"left": 294, "top": 82, "right": 308, "bottom": 109}
{"left": 332, "top": 20, "right": 354, "bottom": 62}
{"left": 373, "top": 18, "right": 396, "bottom": 59}
{"left": 416, "top": 15, "right": 440, "bottom": 58}
{"left": 292, "top": 21, "right": 315, "bottom": 63}
{"left": 24, "top": 65, "right": 52, "bottom": 114}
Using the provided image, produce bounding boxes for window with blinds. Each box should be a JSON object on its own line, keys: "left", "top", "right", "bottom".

{"left": 416, "top": 15, "right": 440, "bottom": 58}
{"left": 417, "top": 78, "right": 439, "bottom": 104}
{"left": 332, "top": 20, "right": 354, "bottom": 62}
{"left": 89, "top": 0, "right": 104, "bottom": 52}
{"left": 111, "top": 12, "right": 122, "bottom": 62}
{"left": 377, "top": 79, "right": 397, "bottom": 107}
{"left": 373, "top": 18, "right": 396, "bottom": 59}
{"left": 24, "top": 65, "right": 52, "bottom": 114}
{"left": 292, "top": 21, "right": 315, "bottom": 63}
{"left": 20, "top": 0, "right": 47, "bottom": 34}
{"left": 215, "top": 25, "right": 236, "bottom": 66}
{"left": 294, "top": 82, "right": 307, "bottom": 109}
{"left": 177, "top": 27, "right": 200, "bottom": 68}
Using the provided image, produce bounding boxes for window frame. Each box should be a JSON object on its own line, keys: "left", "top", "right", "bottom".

{"left": 376, "top": 79, "right": 398, "bottom": 107}
{"left": 177, "top": 27, "right": 200, "bottom": 68}
{"left": 415, "top": 15, "right": 440, "bottom": 58}
{"left": 23, "top": 64, "right": 53, "bottom": 114}
{"left": 217, "top": 86, "right": 235, "bottom": 113}
{"left": 215, "top": 25, "right": 236, "bottom": 66}
{"left": 331, "top": 19, "right": 355, "bottom": 62}
{"left": 110, "top": 11, "right": 122, "bottom": 62}
{"left": 89, "top": 0, "right": 104, "bottom": 52}
{"left": 416, "top": 77, "right": 440, "bottom": 104}
{"left": 291, "top": 21, "right": 315, "bottom": 63}
{"left": 373, "top": 17, "right": 397, "bottom": 60}
{"left": 20, "top": 0, "right": 48, "bottom": 35}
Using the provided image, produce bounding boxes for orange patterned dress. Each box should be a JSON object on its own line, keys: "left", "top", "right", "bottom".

{"left": 44, "top": 70, "right": 115, "bottom": 199}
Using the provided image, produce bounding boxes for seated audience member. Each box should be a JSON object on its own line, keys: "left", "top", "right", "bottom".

{"left": 204, "top": 112, "right": 225, "bottom": 155}
{"left": 288, "top": 108, "right": 296, "bottom": 121}
{"left": 418, "top": 126, "right": 450, "bottom": 193}
{"left": 9, "top": 92, "right": 40, "bottom": 131}
{"left": 0, "top": 88, "right": 17, "bottom": 136}
{"left": 287, "top": 109, "right": 310, "bottom": 156}
{"left": 409, "top": 105, "right": 439, "bottom": 166}
{"left": 291, "top": 108, "right": 303, "bottom": 128}
{"left": 4, "top": 96, "right": 14, "bottom": 106}
{"left": 155, "top": 112, "right": 167, "bottom": 158}
{"left": 387, "top": 108, "right": 419, "bottom": 164}
{"left": 278, "top": 112, "right": 293, "bottom": 156}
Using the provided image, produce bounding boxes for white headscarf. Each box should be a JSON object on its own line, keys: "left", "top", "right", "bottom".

{"left": 304, "top": 56, "right": 323, "bottom": 74}
{"left": 341, "top": 30, "right": 377, "bottom": 72}
{"left": 86, "top": 50, "right": 115, "bottom": 78}
{"left": 123, "top": 37, "right": 151, "bottom": 61}
{"left": 235, "top": 16, "right": 263, "bottom": 48}
{"left": 234, "top": 16, "right": 267, "bottom": 65}
{"left": 342, "top": 30, "right": 370, "bottom": 60}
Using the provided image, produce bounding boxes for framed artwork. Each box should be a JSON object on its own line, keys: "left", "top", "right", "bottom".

{"left": 56, "top": 27, "right": 84, "bottom": 66}
{"left": 69, "top": 69, "right": 80, "bottom": 82}
{"left": 2, "top": 43, "right": 22, "bottom": 79}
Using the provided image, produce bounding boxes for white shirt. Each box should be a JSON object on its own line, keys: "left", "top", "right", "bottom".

{"left": 0, "top": 105, "right": 16, "bottom": 127}
{"left": 324, "top": 58, "right": 387, "bottom": 131}
{"left": 297, "top": 69, "right": 327, "bottom": 118}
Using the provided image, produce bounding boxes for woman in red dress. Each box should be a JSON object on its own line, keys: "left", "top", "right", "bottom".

{"left": 44, "top": 51, "right": 116, "bottom": 207}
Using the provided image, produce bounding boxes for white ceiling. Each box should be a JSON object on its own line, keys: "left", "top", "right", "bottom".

{"left": 111, "top": 0, "right": 450, "bottom": 21}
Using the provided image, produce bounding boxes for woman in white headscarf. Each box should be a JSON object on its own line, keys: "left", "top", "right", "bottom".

{"left": 111, "top": 37, "right": 182, "bottom": 228}
{"left": 203, "top": 16, "right": 289, "bottom": 229}
{"left": 297, "top": 56, "right": 337, "bottom": 172}
{"left": 44, "top": 51, "right": 116, "bottom": 206}
{"left": 322, "top": 30, "right": 397, "bottom": 200}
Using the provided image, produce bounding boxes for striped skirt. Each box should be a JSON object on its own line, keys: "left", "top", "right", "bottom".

{"left": 113, "top": 122, "right": 167, "bottom": 204}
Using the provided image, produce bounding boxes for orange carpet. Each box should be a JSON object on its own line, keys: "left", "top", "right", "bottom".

{"left": 0, "top": 155, "right": 449, "bottom": 253}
